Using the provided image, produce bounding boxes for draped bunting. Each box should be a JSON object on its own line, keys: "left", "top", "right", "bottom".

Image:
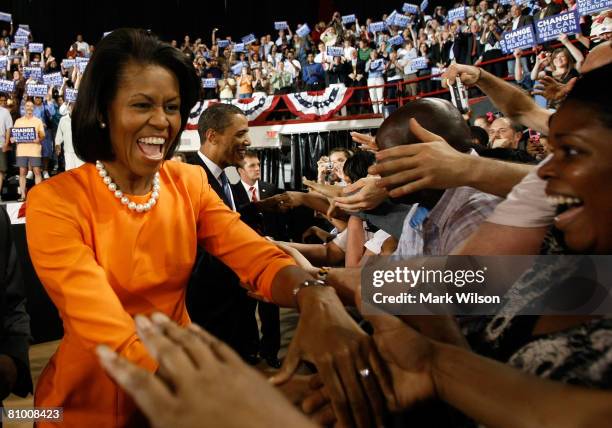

{"left": 186, "top": 85, "right": 354, "bottom": 129}
{"left": 282, "top": 85, "right": 354, "bottom": 121}
{"left": 185, "top": 95, "right": 281, "bottom": 130}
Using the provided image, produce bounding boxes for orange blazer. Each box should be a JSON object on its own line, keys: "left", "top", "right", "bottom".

{"left": 26, "top": 161, "right": 295, "bottom": 427}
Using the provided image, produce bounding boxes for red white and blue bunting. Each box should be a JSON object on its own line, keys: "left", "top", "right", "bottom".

{"left": 186, "top": 95, "right": 280, "bottom": 130}
{"left": 282, "top": 85, "right": 354, "bottom": 121}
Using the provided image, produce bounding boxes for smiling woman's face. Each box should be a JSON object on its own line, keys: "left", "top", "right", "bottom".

{"left": 538, "top": 100, "right": 612, "bottom": 253}
{"left": 106, "top": 62, "right": 181, "bottom": 180}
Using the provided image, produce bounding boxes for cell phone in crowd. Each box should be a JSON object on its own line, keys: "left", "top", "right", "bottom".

{"left": 449, "top": 76, "right": 469, "bottom": 114}
{"left": 528, "top": 129, "right": 541, "bottom": 144}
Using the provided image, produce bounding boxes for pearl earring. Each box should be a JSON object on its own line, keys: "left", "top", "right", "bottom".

{"left": 100, "top": 122, "right": 106, "bottom": 129}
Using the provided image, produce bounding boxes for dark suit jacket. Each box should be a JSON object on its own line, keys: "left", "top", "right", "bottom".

{"left": 454, "top": 32, "right": 484, "bottom": 65}
{"left": 0, "top": 209, "right": 32, "bottom": 398}
{"left": 231, "top": 181, "right": 287, "bottom": 240}
{"left": 186, "top": 155, "right": 248, "bottom": 353}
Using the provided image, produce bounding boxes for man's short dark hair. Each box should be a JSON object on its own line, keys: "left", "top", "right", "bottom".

{"left": 0, "top": 92, "right": 8, "bottom": 99}
{"left": 329, "top": 147, "right": 352, "bottom": 158}
{"left": 197, "top": 103, "right": 245, "bottom": 142}
{"left": 343, "top": 150, "right": 375, "bottom": 183}
{"left": 72, "top": 28, "right": 200, "bottom": 163}
{"left": 244, "top": 149, "right": 259, "bottom": 159}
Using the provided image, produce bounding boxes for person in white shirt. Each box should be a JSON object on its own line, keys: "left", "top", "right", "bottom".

{"left": 55, "top": 103, "right": 83, "bottom": 171}
{"left": 75, "top": 34, "right": 90, "bottom": 57}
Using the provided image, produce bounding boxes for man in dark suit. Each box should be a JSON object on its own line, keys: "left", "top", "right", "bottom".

{"left": 186, "top": 103, "right": 261, "bottom": 364}
{"left": 454, "top": 21, "right": 484, "bottom": 66}
{"left": 0, "top": 208, "right": 32, "bottom": 403}
{"left": 231, "top": 151, "right": 286, "bottom": 368}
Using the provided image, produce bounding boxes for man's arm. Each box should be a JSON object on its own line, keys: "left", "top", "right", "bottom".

{"left": 444, "top": 64, "right": 551, "bottom": 133}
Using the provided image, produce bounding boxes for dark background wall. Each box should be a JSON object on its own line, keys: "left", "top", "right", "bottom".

{"left": 0, "top": 0, "right": 452, "bottom": 55}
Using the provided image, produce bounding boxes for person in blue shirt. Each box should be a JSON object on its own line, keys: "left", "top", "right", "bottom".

{"left": 301, "top": 53, "right": 325, "bottom": 91}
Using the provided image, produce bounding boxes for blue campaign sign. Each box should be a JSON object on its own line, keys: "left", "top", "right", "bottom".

{"left": 26, "top": 83, "right": 48, "bottom": 97}
{"left": 18, "top": 24, "right": 30, "bottom": 31}
{"left": 217, "top": 39, "right": 230, "bottom": 48}
{"left": 14, "top": 35, "right": 28, "bottom": 46}
{"left": 394, "top": 14, "right": 410, "bottom": 27}
{"left": 65, "top": 88, "right": 78, "bottom": 103}
{"left": 327, "top": 46, "right": 344, "bottom": 57}
{"left": 577, "top": 0, "right": 612, "bottom": 15}
{"left": 62, "top": 58, "right": 75, "bottom": 69}
{"left": 296, "top": 24, "right": 310, "bottom": 38}
{"left": 0, "top": 56, "right": 6, "bottom": 70}
{"left": 23, "top": 66, "right": 42, "bottom": 81}
{"left": 0, "top": 79, "right": 14, "bottom": 93}
{"left": 420, "top": 0, "right": 429, "bottom": 11}
{"left": 370, "top": 58, "right": 385, "bottom": 71}
{"left": 389, "top": 35, "right": 404, "bottom": 46}
{"left": 230, "top": 62, "right": 243, "bottom": 76}
{"left": 431, "top": 67, "right": 444, "bottom": 80}
{"left": 15, "top": 28, "right": 29, "bottom": 37}
{"left": 242, "top": 34, "right": 256, "bottom": 45}
{"left": 0, "top": 12, "right": 11, "bottom": 23}
{"left": 386, "top": 11, "right": 398, "bottom": 27}
{"left": 369, "top": 21, "right": 386, "bottom": 32}
{"left": 342, "top": 14, "right": 356, "bottom": 24}
{"left": 232, "top": 43, "right": 245, "bottom": 53}
{"left": 202, "top": 78, "right": 217, "bottom": 88}
{"left": 77, "top": 60, "right": 88, "bottom": 73}
{"left": 502, "top": 25, "right": 536, "bottom": 53}
{"left": 43, "top": 72, "right": 63, "bottom": 87}
{"left": 11, "top": 127, "right": 36, "bottom": 143}
{"left": 411, "top": 56, "right": 429, "bottom": 69}
{"left": 402, "top": 3, "right": 419, "bottom": 14}
{"left": 535, "top": 10, "right": 580, "bottom": 43}
{"left": 274, "top": 21, "right": 289, "bottom": 30}
{"left": 448, "top": 7, "right": 466, "bottom": 22}
{"left": 28, "top": 43, "right": 43, "bottom": 53}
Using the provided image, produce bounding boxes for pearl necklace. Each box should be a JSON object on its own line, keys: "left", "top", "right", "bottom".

{"left": 95, "top": 161, "right": 160, "bottom": 213}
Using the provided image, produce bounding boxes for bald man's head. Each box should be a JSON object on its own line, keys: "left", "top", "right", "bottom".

{"left": 376, "top": 98, "right": 472, "bottom": 153}
{"left": 581, "top": 40, "right": 611, "bottom": 74}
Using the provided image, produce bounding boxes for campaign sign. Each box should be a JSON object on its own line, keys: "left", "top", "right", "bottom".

{"left": 43, "top": 72, "right": 63, "bottom": 87}
{"left": 230, "top": 62, "right": 243, "bottom": 76}
{"left": 342, "top": 14, "right": 356, "bottom": 24}
{"left": 411, "top": 56, "right": 429, "bottom": 69}
{"left": 370, "top": 58, "right": 385, "bottom": 70}
{"left": 535, "top": 10, "right": 580, "bottom": 43}
{"left": 18, "top": 24, "right": 30, "bottom": 31}
{"left": 232, "top": 43, "right": 245, "bottom": 53}
{"left": 242, "top": 34, "right": 256, "bottom": 45}
{"left": 402, "top": 3, "right": 419, "bottom": 14}
{"left": 77, "top": 60, "right": 88, "bottom": 73}
{"left": 30, "top": 61, "right": 41, "bottom": 68}
{"left": 369, "top": 21, "right": 386, "bottom": 32}
{"left": 23, "top": 66, "right": 42, "bottom": 81}
{"left": 0, "top": 56, "right": 6, "bottom": 70}
{"left": 394, "top": 14, "right": 410, "bottom": 27}
{"left": 202, "top": 78, "right": 217, "bottom": 88}
{"left": 26, "top": 84, "right": 48, "bottom": 97}
{"left": 0, "top": 79, "right": 14, "bottom": 93}
{"left": 65, "top": 88, "right": 78, "bottom": 103}
{"left": 217, "top": 39, "right": 230, "bottom": 48}
{"left": 502, "top": 25, "right": 536, "bottom": 53}
{"left": 386, "top": 11, "right": 397, "bottom": 27}
{"left": 11, "top": 127, "right": 36, "bottom": 143}
{"left": 296, "top": 24, "right": 310, "bottom": 38}
{"left": 448, "top": 7, "right": 466, "bottom": 22}
{"left": 274, "top": 21, "right": 289, "bottom": 30}
{"left": 389, "top": 35, "right": 404, "bottom": 46}
{"left": 0, "top": 12, "right": 11, "bottom": 23}
{"left": 327, "top": 46, "right": 344, "bottom": 57}
{"left": 577, "top": 0, "right": 612, "bottom": 15}
{"left": 420, "top": 0, "right": 429, "bottom": 11}
{"left": 14, "top": 35, "right": 28, "bottom": 46}
{"left": 15, "top": 28, "right": 29, "bottom": 37}
{"left": 28, "top": 43, "right": 43, "bottom": 53}
{"left": 62, "top": 58, "right": 76, "bottom": 69}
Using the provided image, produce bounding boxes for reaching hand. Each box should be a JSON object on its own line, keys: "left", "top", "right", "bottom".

{"left": 332, "top": 176, "right": 388, "bottom": 212}
{"left": 442, "top": 63, "right": 481, "bottom": 87}
{"left": 273, "top": 241, "right": 318, "bottom": 276}
{"left": 270, "top": 287, "right": 387, "bottom": 428}
{"left": 364, "top": 313, "right": 436, "bottom": 412}
{"left": 532, "top": 76, "right": 576, "bottom": 102}
{"left": 350, "top": 131, "right": 378, "bottom": 152}
{"left": 302, "top": 178, "right": 343, "bottom": 198}
{"left": 97, "top": 314, "right": 315, "bottom": 428}
{"left": 369, "top": 118, "right": 471, "bottom": 198}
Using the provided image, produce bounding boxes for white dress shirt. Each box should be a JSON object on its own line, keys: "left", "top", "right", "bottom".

{"left": 241, "top": 180, "right": 260, "bottom": 202}
{"left": 197, "top": 150, "right": 236, "bottom": 211}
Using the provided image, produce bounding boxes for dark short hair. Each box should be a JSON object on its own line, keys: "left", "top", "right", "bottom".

{"left": 244, "top": 149, "right": 259, "bottom": 159}
{"left": 197, "top": 103, "right": 244, "bottom": 142}
{"left": 329, "top": 147, "right": 352, "bottom": 159}
{"left": 563, "top": 62, "right": 612, "bottom": 128}
{"left": 343, "top": 150, "right": 375, "bottom": 183}
{"left": 0, "top": 92, "right": 7, "bottom": 99}
{"left": 72, "top": 28, "right": 200, "bottom": 163}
